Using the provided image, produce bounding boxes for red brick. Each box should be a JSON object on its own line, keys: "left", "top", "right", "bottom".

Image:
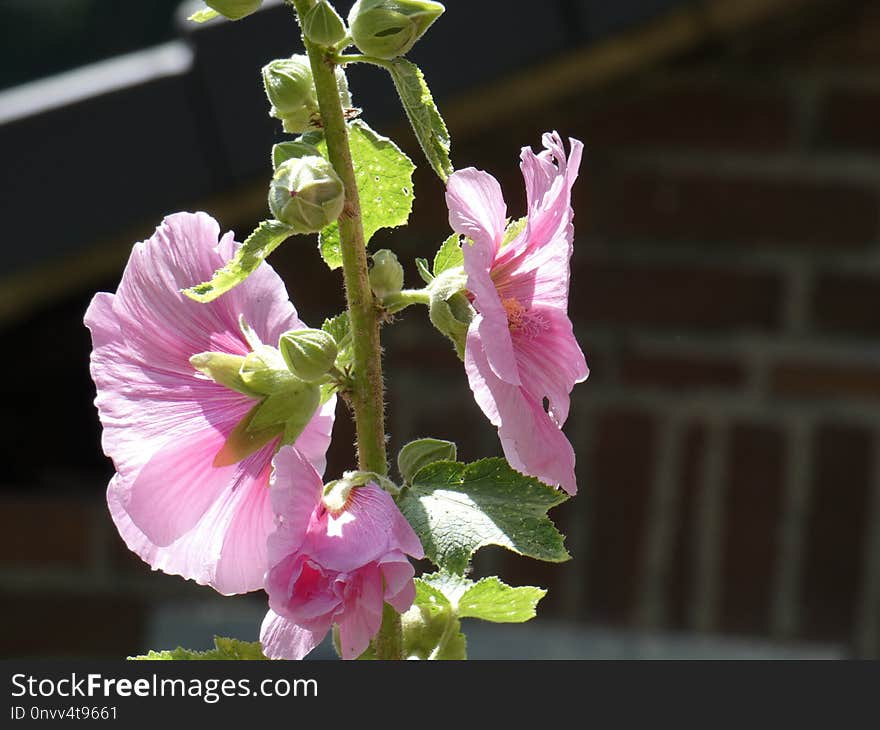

{"left": 794, "top": 3, "right": 880, "bottom": 67}
{"left": 771, "top": 360, "right": 880, "bottom": 400}
{"left": 584, "top": 85, "right": 794, "bottom": 152}
{"left": 587, "top": 169, "right": 878, "bottom": 249}
{"left": 0, "top": 497, "right": 93, "bottom": 569}
{"left": 1, "top": 591, "right": 148, "bottom": 658}
{"left": 618, "top": 350, "right": 746, "bottom": 390}
{"left": 816, "top": 89, "right": 880, "bottom": 154}
{"left": 668, "top": 424, "right": 708, "bottom": 630}
{"left": 813, "top": 273, "right": 880, "bottom": 337}
{"left": 585, "top": 408, "right": 657, "bottom": 624}
{"left": 574, "top": 260, "right": 782, "bottom": 331}
{"left": 719, "top": 423, "right": 786, "bottom": 634}
{"left": 802, "top": 423, "right": 872, "bottom": 640}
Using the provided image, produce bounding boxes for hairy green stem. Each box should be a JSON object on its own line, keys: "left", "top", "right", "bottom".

{"left": 382, "top": 288, "right": 430, "bottom": 314}
{"left": 291, "top": 0, "right": 399, "bottom": 660}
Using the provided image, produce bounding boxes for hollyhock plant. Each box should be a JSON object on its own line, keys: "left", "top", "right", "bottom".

{"left": 87, "top": 1, "right": 586, "bottom": 662}
{"left": 85, "top": 212, "right": 335, "bottom": 595}
{"left": 260, "top": 447, "right": 424, "bottom": 660}
{"left": 444, "top": 132, "right": 587, "bottom": 494}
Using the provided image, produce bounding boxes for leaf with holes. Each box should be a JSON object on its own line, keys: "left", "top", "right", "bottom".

{"left": 317, "top": 120, "right": 415, "bottom": 269}
{"left": 183, "top": 220, "right": 294, "bottom": 302}
{"left": 398, "top": 458, "right": 569, "bottom": 574}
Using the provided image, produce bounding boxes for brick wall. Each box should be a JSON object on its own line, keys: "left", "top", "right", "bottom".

{"left": 390, "top": 0, "right": 880, "bottom": 656}
{"left": 4, "top": 0, "right": 880, "bottom": 658}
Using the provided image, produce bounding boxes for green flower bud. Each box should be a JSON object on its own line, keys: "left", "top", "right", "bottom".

{"left": 304, "top": 0, "right": 347, "bottom": 47}
{"left": 397, "top": 438, "right": 457, "bottom": 483}
{"left": 205, "top": 0, "right": 262, "bottom": 21}
{"left": 238, "top": 345, "right": 294, "bottom": 395}
{"left": 262, "top": 56, "right": 318, "bottom": 133}
{"left": 262, "top": 56, "right": 352, "bottom": 133}
{"left": 279, "top": 328, "right": 338, "bottom": 382}
{"left": 269, "top": 155, "right": 345, "bottom": 232}
{"left": 189, "top": 351, "right": 257, "bottom": 397}
{"left": 369, "top": 249, "right": 405, "bottom": 299}
{"left": 348, "top": 0, "right": 445, "bottom": 60}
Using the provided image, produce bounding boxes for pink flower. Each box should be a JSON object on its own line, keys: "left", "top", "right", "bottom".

{"left": 445, "top": 132, "right": 587, "bottom": 494}
{"left": 84, "top": 212, "right": 335, "bottom": 595}
{"left": 260, "top": 448, "right": 424, "bottom": 660}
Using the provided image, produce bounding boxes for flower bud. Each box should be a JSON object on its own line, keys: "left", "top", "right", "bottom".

{"left": 304, "top": 0, "right": 347, "bottom": 47}
{"left": 397, "top": 438, "right": 457, "bottom": 483}
{"left": 262, "top": 56, "right": 352, "bottom": 133}
{"left": 262, "top": 56, "right": 318, "bottom": 133}
{"left": 369, "top": 249, "right": 405, "bottom": 299}
{"left": 189, "top": 351, "right": 256, "bottom": 396}
{"left": 348, "top": 0, "right": 445, "bottom": 60}
{"left": 206, "top": 0, "right": 262, "bottom": 20}
{"left": 269, "top": 155, "right": 345, "bottom": 232}
{"left": 279, "top": 328, "right": 338, "bottom": 382}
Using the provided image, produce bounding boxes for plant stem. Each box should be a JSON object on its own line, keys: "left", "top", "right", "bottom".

{"left": 293, "top": 0, "right": 387, "bottom": 476}
{"left": 382, "top": 288, "right": 431, "bottom": 314}
{"left": 291, "top": 0, "right": 400, "bottom": 659}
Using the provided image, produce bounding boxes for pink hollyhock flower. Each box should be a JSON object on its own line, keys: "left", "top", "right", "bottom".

{"left": 261, "top": 448, "right": 424, "bottom": 660}
{"left": 84, "top": 212, "right": 335, "bottom": 595}
{"left": 445, "top": 132, "right": 587, "bottom": 494}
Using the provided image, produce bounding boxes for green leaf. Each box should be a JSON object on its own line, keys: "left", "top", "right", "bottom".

{"left": 272, "top": 139, "right": 321, "bottom": 169}
{"left": 321, "top": 312, "right": 353, "bottom": 370}
{"left": 317, "top": 120, "right": 415, "bottom": 269}
{"left": 183, "top": 220, "right": 294, "bottom": 302}
{"left": 398, "top": 458, "right": 570, "bottom": 574}
{"left": 129, "top": 636, "right": 266, "bottom": 660}
{"left": 388, "top": 58, "right": 453, "bottom": 182}
{"left": 432, "top": 233, "right": 463, "bottom": 275}
{"left": 419, "top": 572, "right": 545, "bottom": 623}
{"left": 402, "top": 580, "right": 467, "bottom": 660}
{"left": 458, "top": 577, "right": 545, "bottom": 622}
{"left": 415, "top": 257, "right": 433, "bottom": 283}
{"left": 398, "top": 438, "right": 457, "bottom": 484}
{"left": 188, "top": 7, "right": 221, "bottom": 23}
{"left": 320, "top": 312, "right": 353, "bottom": 402}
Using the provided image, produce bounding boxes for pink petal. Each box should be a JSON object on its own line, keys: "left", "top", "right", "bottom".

{"left": 513, "top": 307, "right": 588, "bottom": 427}
{"left": 303, "top": 486, "right": 422, "bottom": 573}
{"left": 448, "top": 168, "right": 521, "bottom": 385}
{"left": 290, "top": 397, "right": 337, "bottom": 477}
{"left": 445, "top": 168, "right": 506, "bottom": 255}
{"left": 494, "top": 134, "right": 583, "bottom": 311}
{"left": 113, "top": 212, "right": 303, "bottom": 373}
{"left": 336, "top": 564, "right": 384, "bottom": 660}
{"left": 120, "top": 425, "right": 273, "bottom": 547}
{"left": 109, "top": 453, "right": 277, "bottom": 594}
{"left": 268, "top": 446, "right": 324, "bottom": 563}
{"left": 380, "top": 553, "right": 417, "bottom": 613}
{"left": 466, "top": 330, "right": 577, "bottom": 494}
{"left": 260, "top": 610, "right": 327, "bottom": 660}
{"left": 211, "top": 461, "right": 276, "bottom": 594}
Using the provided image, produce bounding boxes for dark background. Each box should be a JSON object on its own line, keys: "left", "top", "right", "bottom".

{"left": 2, "top": 0, "right": 879, "bottom": 658}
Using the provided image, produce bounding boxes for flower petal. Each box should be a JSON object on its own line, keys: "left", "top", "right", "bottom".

{"left": 303, "top": 486, "right": 422, "bottom": 573}
{"left": 445, "top": 168, "right": 506, "bottom": 255}
{"left": 466, "top": 330, "right": 577, "bottom": 493}
{"left": 514, "top": 307, "right": 588, "bottom": 427}
{"left": 260, "top": 610, "right": 327, "bottom": 660}
{"left": 380, "top": 553, "right": 417, "bottom": 613}
{"left": 268, "top": 446, "right": 324, "bottom": 563}
{"left": 336, "top": 564, "right": 384, "bottom": 660}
